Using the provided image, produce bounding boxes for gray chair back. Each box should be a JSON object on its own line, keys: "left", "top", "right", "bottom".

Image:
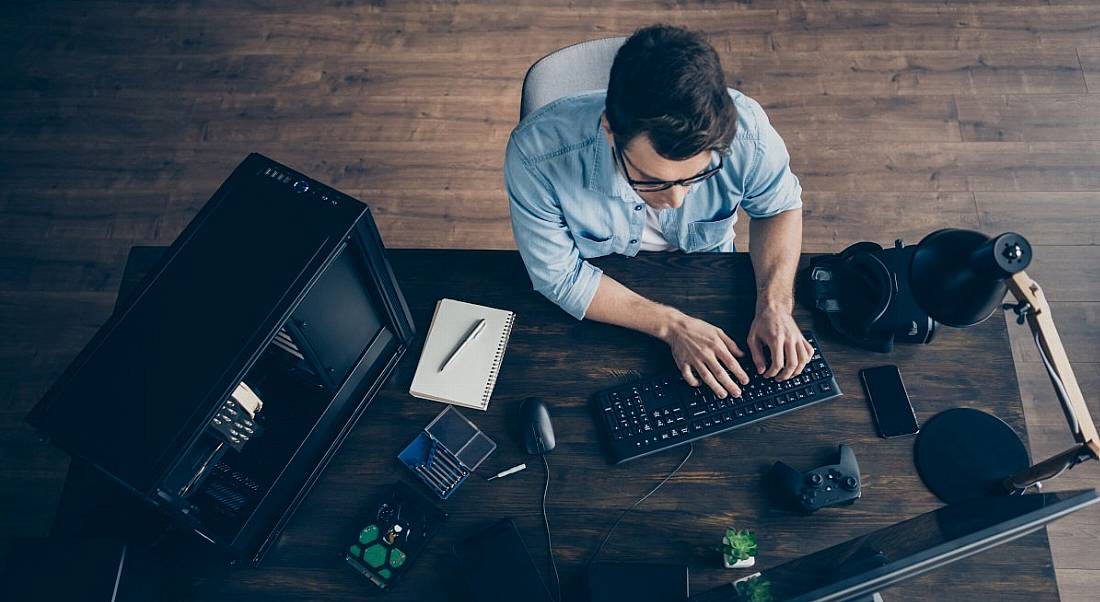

{"left": 519, "top": 36, "right": 627, "bottom": 121}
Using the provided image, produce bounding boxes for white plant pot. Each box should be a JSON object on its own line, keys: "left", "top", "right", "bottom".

{"left": 722, "top": 535, "right": 756, "bottom": 568}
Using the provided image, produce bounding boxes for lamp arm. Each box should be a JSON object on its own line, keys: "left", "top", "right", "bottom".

{"left": 1004, "top": 444, "right": 1095, "bottom": 491}
{"left": 1002, "top": 271, "right": 1100, "bottom": 491}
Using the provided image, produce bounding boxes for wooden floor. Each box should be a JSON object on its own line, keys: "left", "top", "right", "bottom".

{"left": 1, "top": 0, "right": 1098, "bottom": 598}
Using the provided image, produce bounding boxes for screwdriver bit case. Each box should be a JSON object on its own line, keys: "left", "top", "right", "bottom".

{"left": 398, "top": 406, "right": 497, "bottom": 499}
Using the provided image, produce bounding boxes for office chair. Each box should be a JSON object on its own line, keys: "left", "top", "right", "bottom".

{"left": 519, "top": 36, "right": 626, "bottom": 120}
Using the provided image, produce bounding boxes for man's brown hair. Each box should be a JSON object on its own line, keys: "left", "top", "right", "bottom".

{"left": 606, "top": 25, "right": 738, "bottom": 160}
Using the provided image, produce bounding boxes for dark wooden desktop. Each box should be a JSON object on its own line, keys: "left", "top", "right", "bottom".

{"left": 92, "top": 248, "right": 1059, "bottom": 600}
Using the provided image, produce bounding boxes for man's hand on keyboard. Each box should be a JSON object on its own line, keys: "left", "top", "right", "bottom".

{"left": 662, "top": 311, "right": 750, "bottom": 399}
{"left": 747, "top": 308, "right": 814, "bottom": 381}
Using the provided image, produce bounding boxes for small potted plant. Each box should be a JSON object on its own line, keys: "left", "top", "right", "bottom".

{"left": 734, "top": 573, "right": 773, "bottom": 602}
{"left": 718, "top": 528, "right": 757, "bottom": 568}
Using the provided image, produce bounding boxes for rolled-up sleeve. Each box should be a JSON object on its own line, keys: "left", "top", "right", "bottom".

{"left": 505, "top": 136, "right": 603, "bottom": 320}
{"left": 740, "top": 103, "right": 803, "bottom": 219}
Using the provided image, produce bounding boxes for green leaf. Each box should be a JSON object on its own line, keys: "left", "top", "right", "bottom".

{"left": 722, "top": 529, "right": 757, "bottom": 561}
{"left": 736, "top": 575, "right": 774, "bottom": 602}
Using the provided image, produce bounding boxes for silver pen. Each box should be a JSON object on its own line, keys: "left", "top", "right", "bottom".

{"left": 438, "top": 318, "right": 486, "bottom": 372}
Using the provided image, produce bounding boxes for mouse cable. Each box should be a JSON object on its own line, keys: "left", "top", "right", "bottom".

{"left": 587, "top": 442, "right": 694, "bottom": 567}
{"left": 540, "top": 453, "right": 561, "bottom": 602}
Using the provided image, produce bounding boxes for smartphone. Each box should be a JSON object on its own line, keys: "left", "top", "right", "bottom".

{"left": 859, "top": 365, "right": 919, "bottom": 438}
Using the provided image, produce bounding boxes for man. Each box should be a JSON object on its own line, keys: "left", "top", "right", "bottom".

{"left": 505, "top": 25, "right": 812, "bottom": 400}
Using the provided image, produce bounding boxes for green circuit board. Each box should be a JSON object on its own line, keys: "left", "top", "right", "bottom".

{"left": 344, "top": 481, "right": 445, "bottom": 590}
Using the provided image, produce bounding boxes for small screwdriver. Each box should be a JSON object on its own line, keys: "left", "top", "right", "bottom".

{"left": 486, "top": 463, "right": 527, "bottom": 481}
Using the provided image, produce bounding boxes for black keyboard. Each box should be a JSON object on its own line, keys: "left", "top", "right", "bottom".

{"left": 593, "top": 331, "right": 842, "bottom": 464}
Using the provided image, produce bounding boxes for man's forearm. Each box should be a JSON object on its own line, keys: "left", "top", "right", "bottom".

{"left": 584, "top": 274, "right": 679, "bottom": 342}
{"left": 748, "top": 208, "right": 803, "bottom": 314}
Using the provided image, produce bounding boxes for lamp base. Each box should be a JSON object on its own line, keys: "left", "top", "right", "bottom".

{"left": 914, "top": 408, "right": 1031, "bottom": 504}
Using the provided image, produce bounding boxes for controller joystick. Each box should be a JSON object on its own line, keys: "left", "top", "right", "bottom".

{"left": 768, "top": 445, "right": 862, "bottom": 514}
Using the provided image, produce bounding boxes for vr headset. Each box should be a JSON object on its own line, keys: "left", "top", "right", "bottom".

{"left": 801, "top": 240, "right": 937, "bottom": 353}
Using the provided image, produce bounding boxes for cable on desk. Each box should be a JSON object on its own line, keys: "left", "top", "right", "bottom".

{"left": 1034, "top": 329, "right": 1080, "bottom": 437}
{"left": 587, "top": 442, "right": 694, "bottom": 567}
{"left": 541, "top": 453, "right": 560, "bottom": 602}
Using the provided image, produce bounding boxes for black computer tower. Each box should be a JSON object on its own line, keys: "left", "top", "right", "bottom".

{"left": 27, "top": 154, "right": 415, "bottom": 564}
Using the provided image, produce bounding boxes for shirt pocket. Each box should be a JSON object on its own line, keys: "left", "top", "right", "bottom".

{"left": 687, "top": 210, "right": 738, "bottom": 251}
{"left": 573, "top": 232, "right": 616, "bottom": 259}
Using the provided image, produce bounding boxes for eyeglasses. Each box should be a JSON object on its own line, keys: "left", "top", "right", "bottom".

{"left": 614, "top": 144, "right": 724, "bottom": 193}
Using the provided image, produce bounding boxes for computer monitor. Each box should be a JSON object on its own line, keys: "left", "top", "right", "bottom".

{"left": 691, "top": 489, "right": 1097, "bottom": 602}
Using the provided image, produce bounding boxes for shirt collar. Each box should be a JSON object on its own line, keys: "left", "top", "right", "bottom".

{"left": 586, "top": 116, "right": 637, "bottom": 202}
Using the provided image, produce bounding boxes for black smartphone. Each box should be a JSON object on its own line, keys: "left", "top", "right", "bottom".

{"left": 860, "top": 365, "right": 919, "bottom": 438}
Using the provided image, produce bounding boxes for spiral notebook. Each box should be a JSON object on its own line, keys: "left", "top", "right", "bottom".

{"left": 409, "top": 299, "right": 515, "bottom": 410}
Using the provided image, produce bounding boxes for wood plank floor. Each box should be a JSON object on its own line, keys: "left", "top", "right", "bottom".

{"left": 1, "top": 1, "right": 1098, "bottom": 599}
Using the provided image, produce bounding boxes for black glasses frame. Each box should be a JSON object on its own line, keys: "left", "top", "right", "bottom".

{"left": 614, "top": 144, "right": 724, "bottom": 193}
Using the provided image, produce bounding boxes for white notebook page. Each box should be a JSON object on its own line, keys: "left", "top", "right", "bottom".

{"left": 409, "top": 299, "right": 514, "bottom": 410}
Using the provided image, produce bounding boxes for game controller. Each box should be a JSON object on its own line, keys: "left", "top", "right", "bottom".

{"left": 769, "top": 444, "right": 862, "bottom": 514}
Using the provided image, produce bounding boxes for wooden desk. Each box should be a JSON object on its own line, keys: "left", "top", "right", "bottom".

{"left": 98, "top": 249, "right": 1063, "bottom": 600}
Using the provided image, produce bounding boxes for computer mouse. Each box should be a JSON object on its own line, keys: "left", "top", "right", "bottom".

{"left": 520, "top": 397, "right": 556, "bottom": 455}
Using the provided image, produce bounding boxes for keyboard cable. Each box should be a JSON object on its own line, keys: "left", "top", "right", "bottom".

{"left": 540, "top": 452, "right": 561, "bottom": 602}
{"left": 586, "top": 442, "right": 695, "bottom": 567}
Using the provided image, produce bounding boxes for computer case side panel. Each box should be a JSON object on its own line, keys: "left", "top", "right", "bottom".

{"left": 225, "top": 209, "right": 416, "bottom": 564}
{"left": 24, "top": 154, "right": 265, "bottom": 500}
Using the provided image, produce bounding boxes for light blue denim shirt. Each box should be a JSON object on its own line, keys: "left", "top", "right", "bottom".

{"left": 505, "top": 89, "right": 802, "bottom": 320}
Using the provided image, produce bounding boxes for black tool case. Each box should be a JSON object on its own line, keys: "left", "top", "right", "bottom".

{"left": 27, "top": 154, "right": 415, "bottom": 565}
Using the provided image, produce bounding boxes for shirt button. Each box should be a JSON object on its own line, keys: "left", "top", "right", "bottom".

{"left": 634, "top": 204, "right": 643, "bottom": 211}
{"left": 629, "top": 239, "right": 638, "bottom": 245}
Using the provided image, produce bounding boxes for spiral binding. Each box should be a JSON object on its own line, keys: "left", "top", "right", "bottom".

{"left": 481, "top": 312, "right": 515, "bottom": 405}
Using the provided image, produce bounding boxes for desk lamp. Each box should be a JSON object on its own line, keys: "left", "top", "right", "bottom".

{"left": 906, "top": 229, "right": 1099, "bottom": 503}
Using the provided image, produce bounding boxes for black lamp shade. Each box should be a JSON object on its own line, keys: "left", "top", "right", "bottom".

{"left": 909, "top": 229, "right": 1032, "bottom": 327}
